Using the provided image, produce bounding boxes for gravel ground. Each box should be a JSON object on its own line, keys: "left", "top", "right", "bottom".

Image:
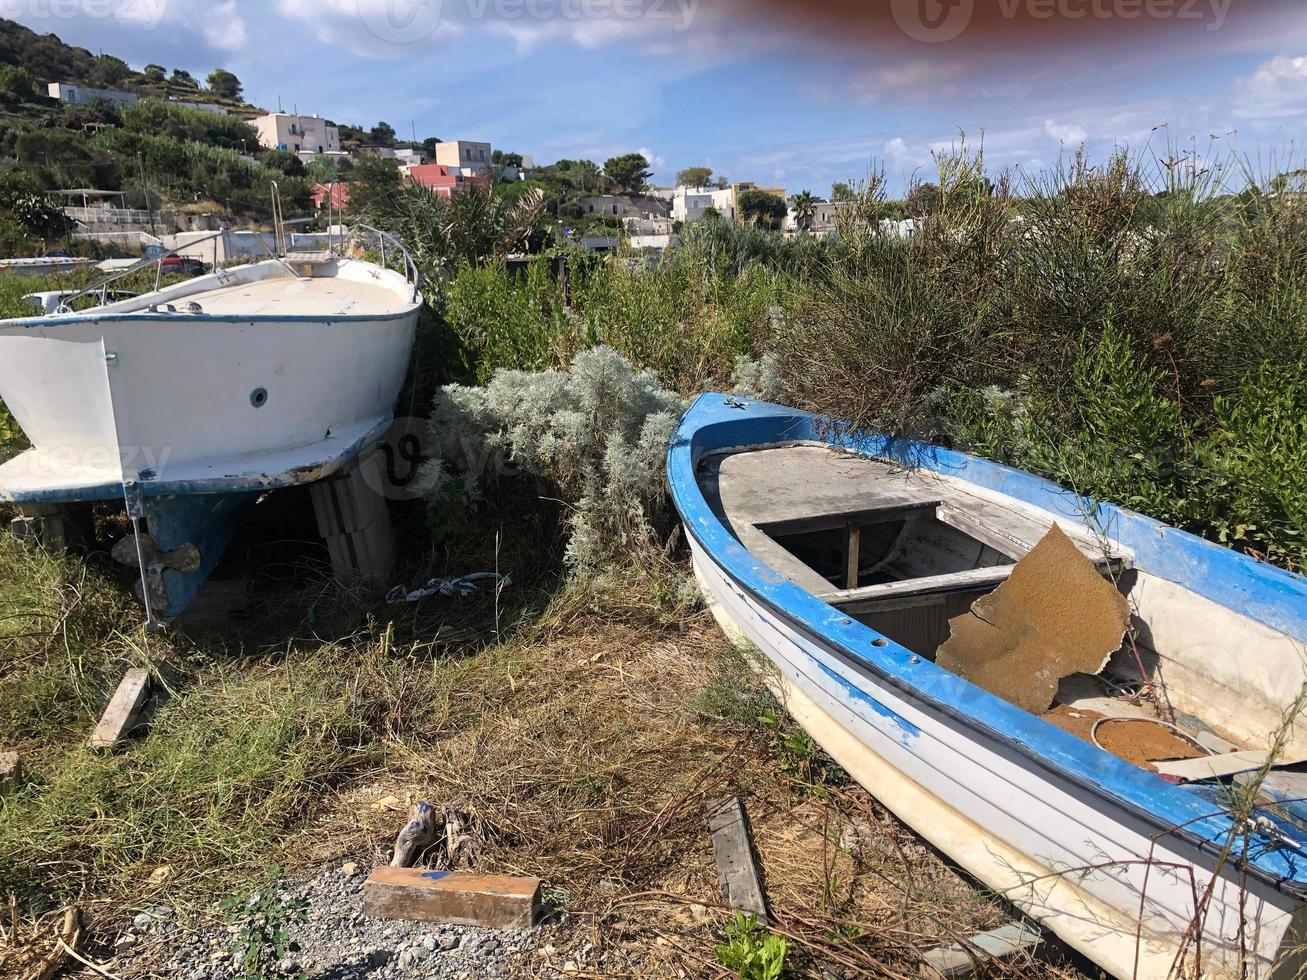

{"left": 109, "top": 865, "right": 596, "bottom": 980}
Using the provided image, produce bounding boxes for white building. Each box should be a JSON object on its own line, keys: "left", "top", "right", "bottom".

{"left": 48, "top": 82, "right": 138, "bottom": 108}
{"left": 628, "top": 233, "right": 679, "bottom": 251}
{"left": 672, "top": 185, "right": 735, "bottom": 223}
{"left": 625, "top": 215, "right": 674, "bottom": 236}
{"left": 433, "top": 140, "right": 492, "bottom": 175}
{"left": 253, "top": 112, "right": 341, "bottom": 156}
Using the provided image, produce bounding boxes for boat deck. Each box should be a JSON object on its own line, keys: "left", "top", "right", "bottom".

{"left": 174, "top": 274, "right": 404, "bottom": 318}
{"left": 700, "top": 444, "right": 1119, "bottom": 596}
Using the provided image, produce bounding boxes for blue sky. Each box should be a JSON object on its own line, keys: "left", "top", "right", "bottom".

{"left": 10, "top": 0, "right": 1307, "bottom": 195}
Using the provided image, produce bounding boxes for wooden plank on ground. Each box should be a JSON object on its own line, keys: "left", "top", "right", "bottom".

{"left": 362, "top": 867, "right": 542, "bottom": 929}
{"left": 920, "top": 922, "right": 1045, "bottom": 978}
{"left": 706, "top": 796, "right": 769, "bottom": 922}
{"left": 88, "top": 667, "right": 151, "bottom": 751}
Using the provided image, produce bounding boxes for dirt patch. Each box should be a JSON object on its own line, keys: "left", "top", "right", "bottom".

{"left": 1094, "top": 718, "right": 1204, "bottom": 770}
{"left": 1043, "top": 705, "right": 1205, "bottom": 771}
{"left": 937, "top": 525, "right": 1129, "bottom": 714}
{"left": 1042, "top": 704, "right": 1107, "bottom": 744}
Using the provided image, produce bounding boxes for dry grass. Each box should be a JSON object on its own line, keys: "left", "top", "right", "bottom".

{"left": 0, "top": 518, "right": 1059, "bottom": 978}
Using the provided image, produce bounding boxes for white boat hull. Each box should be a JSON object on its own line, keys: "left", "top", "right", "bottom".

{"left": 690, "top": 541, "right": 1304, "bottom": 979}
{"left": 0, "top": 258, "right": 420, "bottom": 500}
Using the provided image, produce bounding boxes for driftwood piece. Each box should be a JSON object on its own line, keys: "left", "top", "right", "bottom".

{"left": 391, "top": 802, "right": 438, "bottom": 868}
{"left": 706, "top": 796, "right": 769, "bottom": 922}
{"left": 443, "top": 808, "right": 481, "bottom": 870}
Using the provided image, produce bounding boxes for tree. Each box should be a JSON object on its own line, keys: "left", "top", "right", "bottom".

{"left": 143, "top": 64, "right": 167, "bottom": 83}
{"left": 905, "top": 182, "right": 942, "bottom": 217}
{"left": 790, "top": 190, "right": 818, "bottom": 231}
{"left": 206, "top": 69, "right": 242, "bottom": 101}
{"left": 369, "top": 121, "right": 397, "bottom": 147}
{"left": 171, "top": 68, "right": 198, "bottom": 88}
{"left": 492, "top": 149, "right": 524, "bottom": 167}
{"left": 259, "top": 148, "right": 307, "bottom": 177}
{"left": 421, "top": 136, "right": 442, "bottom": 157}
{"left": 676, "top": 166, "right": 712, "bottom": 188}
{"left": 89, "top": 55, "right": 131, "bottom": 88}
{"left": 571, "top": 159, "right": 603, "bottom": 193}
{"left": 346, "top": 156, "right": 401, "bottom": 213}
{"left": 831, "top": 181, "right": 853, "bottom": 202}
{"left": 738, "top": 189, "right": 788, "bottom": 230}
{"left": 603, "top": 153, "right": 652, "bottom": 194}
{"left": 0, "top": 66, "right": 35, "bottom": 104}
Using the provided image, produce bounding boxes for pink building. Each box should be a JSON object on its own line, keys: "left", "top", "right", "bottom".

{"left": 311, "top": 182, "right": 350, "bottom": 211}
{"left": 407, "top": 164, "right": 480, "bottom": 197}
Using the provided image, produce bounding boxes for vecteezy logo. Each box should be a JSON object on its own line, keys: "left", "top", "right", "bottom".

{"left": 891, "top": 0, "right": 974, "bottom": 43}
{"left": 359, "top": 0, "right": 444, "bottom": 44}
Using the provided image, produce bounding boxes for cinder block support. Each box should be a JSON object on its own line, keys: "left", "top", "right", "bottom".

{"left": 309, "top": 454, "right": 395, "bottom": 583}
{"left": 10, "top": 503, "right": 88, "bottom": 551}
{"left": 88, "top": 667, "right": 152, "bottom": 751}
{"left": 362, "top": 868, "right": 543, "bottom": 929}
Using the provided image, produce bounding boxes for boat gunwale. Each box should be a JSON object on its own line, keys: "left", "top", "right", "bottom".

{"left": 668, "top": 392, "right": 1307, "bottom": 898}
{"left": 0, "top": 256, "right": 423, "bottom": 331}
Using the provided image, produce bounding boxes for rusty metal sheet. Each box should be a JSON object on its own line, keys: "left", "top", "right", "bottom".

{"left": 936, "top": 524, "right": 1130, "bottom": 714}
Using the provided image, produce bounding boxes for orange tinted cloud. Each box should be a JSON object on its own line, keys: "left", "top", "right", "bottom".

{"left": 747, "top": 0, "right": 1258, "bottom": 50}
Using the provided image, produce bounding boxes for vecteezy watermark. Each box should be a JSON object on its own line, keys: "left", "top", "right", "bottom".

{"left": 892, "top": 0, "right": 1232, "bottom": 43}
{"left": 359, "top": 0, "right": 699, "bottom": 45}
{"left": 0, "top": 0, "right": 170, "bottom": 30}
{"left": 357, "top": 416, "right": 524, "bottom": 501}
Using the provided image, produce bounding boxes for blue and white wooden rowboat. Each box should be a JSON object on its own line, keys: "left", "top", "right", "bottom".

{"left": 0, "top": 229, "right": 422, "bottom": 622}
{"left": 668, "top": 393, "right": 1307, "bottom": 979}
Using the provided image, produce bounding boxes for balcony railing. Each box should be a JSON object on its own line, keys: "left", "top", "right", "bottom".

{"left": 63, "top": 207, "right": 156, "bottom": 224}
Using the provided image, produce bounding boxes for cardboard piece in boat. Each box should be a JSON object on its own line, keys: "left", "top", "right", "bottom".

{"left": 937, "top": 525, "right": 1130, "bottom": 715}
{"left": 1153, "top": 749, "right": 1307, "bottom": 782}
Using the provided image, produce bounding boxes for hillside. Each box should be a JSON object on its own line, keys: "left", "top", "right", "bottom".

{"left": 0, "top": 20, "right": 323, "bottom": 254}
{"left": 0, "top": 17, "right": 262, "bottom": 115}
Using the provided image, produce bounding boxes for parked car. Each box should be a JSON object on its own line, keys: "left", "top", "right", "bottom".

{"left": 159, "top": 256, "right": 207, "bottom": 277}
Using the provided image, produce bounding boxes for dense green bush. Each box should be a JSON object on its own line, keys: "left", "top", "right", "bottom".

{"left": 120, "top": 99, "right": 259, "bottom": 152}
{"left": 779, "top": 146, "right": 1307, "bottom": 569}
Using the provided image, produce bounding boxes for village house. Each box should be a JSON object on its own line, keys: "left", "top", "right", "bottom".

{"left": 47, "top": 82, "right": 137, "bottom": 108}
{"left": 253, "top": 112, "right": 342, "bottom": 157}
{"left": 432, "top": 140, "right": 493, "bottom": 175}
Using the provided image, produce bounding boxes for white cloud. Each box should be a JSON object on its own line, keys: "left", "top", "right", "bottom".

{"left": 848, "top": 59, "right": 965, "bottom": 103}
{"left": 1233, "top": 55, "right": 1307, "bottom": 121}
{"left": 1044, "top": 119, "right": 1088, "bottom": 143}
{"left": 203, "top": 2, "right": 248, "bottom": 51}
{"left": 107, "top": 0, "right": 248, "bottom": 52}
{"left": 637, "top": 146, "right": 666, "bottom": 170}
{"left": 276, "top": 0, "right": 461, "bottom": 58}
{"left": 884, "top": 137, "right": 909, "bottom": 159}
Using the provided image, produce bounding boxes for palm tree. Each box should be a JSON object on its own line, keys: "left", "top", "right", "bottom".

{"left": 790, "top": 190, "right": 818, "bottom": 232}
{"left": 574, "top": 160, "right": 602, "bottom": 194}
